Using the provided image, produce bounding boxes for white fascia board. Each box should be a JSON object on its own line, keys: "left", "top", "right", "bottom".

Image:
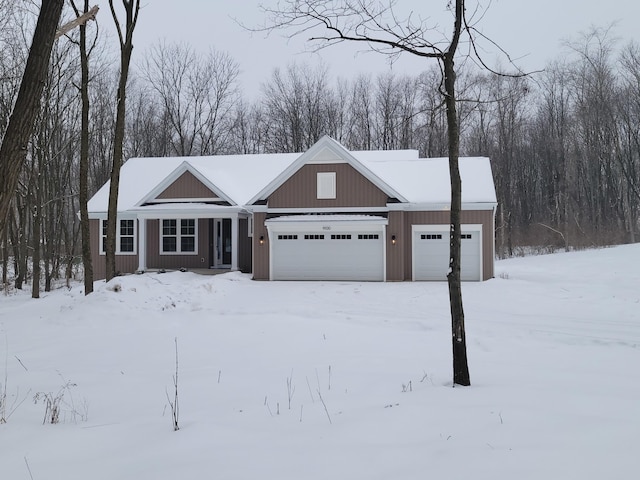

{"left": 247, "top": 135, "right": 408, "bottom": 205}
{"left": 266, "top": 217, "right": 388, "bottom": 234}
{"left": 260, "top": 206, "right": 389, "bottom": 214}
{"left": 387, "top": 202, "right": 498, "bottom": 211}
{"left": 149, "top": 197, "right": 223, "bottom": 203}
{"left": 412, "top": 223, "right": 483, "bottom": 233}
{"left": 88, "top": 212, "right": 137, "bottom": 220}
{"left": 135, "top": 161, "right": 237, "bottom": 207}
{"left": 130, "top": 205, "right": 247, "bottom": 219}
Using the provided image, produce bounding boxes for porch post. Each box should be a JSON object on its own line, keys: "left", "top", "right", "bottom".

{"left": 137, "top": 217, "right": 146, "bottom": 272}
{"left": 231, "top": 215, "right": 238, "bottom": 271}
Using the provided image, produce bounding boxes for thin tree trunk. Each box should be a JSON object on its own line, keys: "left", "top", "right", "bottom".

{"left": 105, "top": 0, "right": 139, "bottom": 282}
{"left": 74, "top": 0, "right": 94, "bottom": 294}
{"left": 445, "top": 0, "right": 470, "bottom": 387}
{"left": 31, "top": 172, "right": 41, "bottom": 299}
{"left": 0, "top": 0, "right": 65, "bottom": 240}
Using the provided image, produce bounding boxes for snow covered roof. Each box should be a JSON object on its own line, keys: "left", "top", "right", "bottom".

{"left": 87, "top": 137, "right": 496, "bottom": 214}
{"left": 87, "top": 152, "right": 300, "bottom": 214}
{"left": 360, "top": 156, "right": 497, "bottom": 204}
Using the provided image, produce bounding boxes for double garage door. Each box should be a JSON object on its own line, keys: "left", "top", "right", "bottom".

{"left": 412, "top": 225, "right": 483, "bottom": 281}
{"left": 267, "top": 219, "right": 386, "bottom": 281}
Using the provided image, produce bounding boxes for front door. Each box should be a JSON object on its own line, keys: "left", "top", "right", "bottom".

{"left": 214, "top": 219, "right": 232, "bottom": 267}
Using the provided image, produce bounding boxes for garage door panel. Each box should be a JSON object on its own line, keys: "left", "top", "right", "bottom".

{"left": 413, "top": 227, "right": 481, "bottom": 281}
{"left": 271, "top": 231, "right": 384, "bottom": 281}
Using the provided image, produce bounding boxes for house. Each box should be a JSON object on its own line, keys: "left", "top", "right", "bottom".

{"left": 87, "top": 136, "right": 497, "bottom": 281}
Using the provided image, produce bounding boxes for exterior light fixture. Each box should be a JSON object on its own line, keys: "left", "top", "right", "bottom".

{"left": 391, "top": 235, "right": 396, "bottom": 245}
{"left": 259, "top": 235, "right": 265, "bottom": 245}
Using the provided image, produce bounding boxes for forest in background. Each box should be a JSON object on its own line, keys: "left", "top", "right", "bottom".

{"left": 1, "top": 2, "right": 639, "bottom": 290}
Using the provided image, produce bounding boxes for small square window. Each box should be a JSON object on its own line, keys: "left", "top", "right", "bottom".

{"left": 181, "top": 219, "right": 195, "bottom": 235}
{"left": 163, "top": 220, "right": 176, "bottom": 236}
{"left": 163, "top": 236, "right": 177, "bottom": 252}
{"left": 120, "top": 236, "right": 134, "bottom": 252}
{"left": 181, "top": 236, "right": 195, "bottom": 252}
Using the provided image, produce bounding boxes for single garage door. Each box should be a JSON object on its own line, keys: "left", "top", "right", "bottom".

{"left": 267, "top": 217, "right": 386, "bottom": 281}
{"left": 412, "top": 225, "right": 482, "bottom": 281}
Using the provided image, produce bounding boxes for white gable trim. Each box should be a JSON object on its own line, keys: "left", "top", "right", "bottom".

{"left": 135, "top": 161, "right": 237, "bottom": 207}
{"left": 247, "top": 136, "right": 408, "bottom": 205}
{"left": 387, "top": 202, "right": 499, "bottom": 212}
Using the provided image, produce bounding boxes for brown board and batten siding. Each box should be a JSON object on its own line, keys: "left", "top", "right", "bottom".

{"left": 156, "top": 171, "right": 217, "bottom": 199}
{"left": 386, "top": 210, "right": 406, "bottom": 281}
{"left": 90, "top": 219, "right": 139, "bottom": 280}
{"left": 252, "top": 212, "right": 269, "bottom": 280}
{"left": 146, "top": 219, "right": 210, "bottom": 270}
{"left": 403, "top": 210, "right": 494, "bottom": 281}
{"left": 268, "top": 163, "right": 389, "bottom": 209}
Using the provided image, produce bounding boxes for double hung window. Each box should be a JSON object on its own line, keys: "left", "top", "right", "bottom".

{"left": 100, "top": 219, "right": 136, "bottom": 255}
{"left": 161, "top": 219, "right": 197, "bottom": 254}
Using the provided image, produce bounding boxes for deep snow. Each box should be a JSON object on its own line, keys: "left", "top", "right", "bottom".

{"left": 1, "top": 245, "right": 638, "bottom": 479}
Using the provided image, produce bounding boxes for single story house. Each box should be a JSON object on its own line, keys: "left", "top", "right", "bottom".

{"left": 87, "top": 136, "right": 497, "bottom": 281}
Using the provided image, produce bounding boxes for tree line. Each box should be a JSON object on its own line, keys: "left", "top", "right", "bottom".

{"left": 0, "top": 2, "right": 638, "bottom": 291}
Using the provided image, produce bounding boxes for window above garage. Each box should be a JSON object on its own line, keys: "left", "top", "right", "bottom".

{"left": 317, "top": 172, "right": 336, "bottom": 199}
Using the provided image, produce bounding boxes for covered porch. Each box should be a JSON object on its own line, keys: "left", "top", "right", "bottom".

{"left": 131, "top": 204, "right": 251, "bottom": 274}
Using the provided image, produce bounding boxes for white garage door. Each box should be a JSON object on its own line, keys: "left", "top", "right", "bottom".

{"left": 267, "top": 218, "right": 386, "bottom": 281}
{"left": 412, "top": 225, "right": 482, "bottom": 281}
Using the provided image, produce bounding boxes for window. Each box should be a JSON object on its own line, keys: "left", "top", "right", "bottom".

{"left": 421, "top": 234, "right": 443, "bottom": 240}
{"left": 100, "top": 219, "right": 137, "bottom": 255}
{"left": 277, "top": 234, "right": 298, "bottom": 240}
{"left": 331, "top": 234, "right": 351, "bottom": 240}
{"left": 304, "top": 234, "right": 324, "bottom": 240}
{"left": 461, "top": 234, "right": 473, "bottom": 239}
{"left": 119, "top": 219, "right": 135, "bottom": 252}
{"left": 161, "top": 219, "right": 197, "bottom": 254}
{"left": 317, "top": 172, "right": 336, "bottom": 199}
{"left": 358, "top": 234, "right": 379, "bottom": 240}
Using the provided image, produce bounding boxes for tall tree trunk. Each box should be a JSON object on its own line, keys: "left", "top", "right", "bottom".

{"left": 105, "top": 0, "right": 140, "bottom": 282}
{"left": 31, "top": 171, "right": 41, "bottom": 299}
{"left": 73, "top": 0, "right": 94, "bottom": 294}
{"left": 0, "top": 0, "right": 65, "bottom": 240}
{"left": 445, "top": 0, "right": 470, "bottom": 387}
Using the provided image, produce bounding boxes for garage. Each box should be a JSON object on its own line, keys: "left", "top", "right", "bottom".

{"left": 412, "top": 224, "right": 482, "bottom": 281}
{"left": 266, "top": 215, "right": 387, "bottom": 281}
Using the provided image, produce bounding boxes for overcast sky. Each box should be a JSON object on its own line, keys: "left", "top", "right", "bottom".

{"left": 98, "top": 0, "right": 640, "bottom": 97}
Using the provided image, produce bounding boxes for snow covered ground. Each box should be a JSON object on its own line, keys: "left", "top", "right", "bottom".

{"left": 1, "top": 245, "right": 638, "bottom": 479}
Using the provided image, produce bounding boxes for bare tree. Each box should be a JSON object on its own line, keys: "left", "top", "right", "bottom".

{"left": 261, "top": 62, "right": 332, "bottom": 152}
{"left": 140, "top": 41, "right": 240, "bottom": 156}
{"left": 105, "top": 0, "right": 140, "bottom": 282}
{"left": 260, "top": 0, "right": 519, "bottom": 385}
{"left": 70, "top": 0, "right": 99, "bottom": 295}
{"left": 0, "top": 0, "right": 65, "bottom": 241}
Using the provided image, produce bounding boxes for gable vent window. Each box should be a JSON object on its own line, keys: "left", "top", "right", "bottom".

{"left": 100, "top": 219, "right": 136, "bottom": 255}
{"left": 161, "top": 219, "right": 197, "bottom": 254}
{"left": 317, "top": 172, "right": 336, "bottom": 199}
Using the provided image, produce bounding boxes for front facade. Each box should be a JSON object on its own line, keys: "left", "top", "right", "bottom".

{"left": 88, "top": 136, "right": 497, "bottom": 282}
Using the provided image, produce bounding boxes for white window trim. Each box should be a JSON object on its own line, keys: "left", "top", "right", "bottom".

{"left": 160, "top": 218, "right": 199, "bottom": 255}
{"left": 99, "top": 218, "right": 137, "bottom": 255}
{"left": 317, "top": 172, "right": 336, "bottom": 199}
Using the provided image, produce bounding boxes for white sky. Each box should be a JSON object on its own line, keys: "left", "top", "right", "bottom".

{"left": 97, "top": 0, "right": 640, "bottom": 97}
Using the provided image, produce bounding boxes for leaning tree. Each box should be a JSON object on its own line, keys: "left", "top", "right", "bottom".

{"left": 262, "top": 0, "right": 523, "bottom": 386}
{"left": 0, "top": 0, "right": 65, "bottom": 242}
